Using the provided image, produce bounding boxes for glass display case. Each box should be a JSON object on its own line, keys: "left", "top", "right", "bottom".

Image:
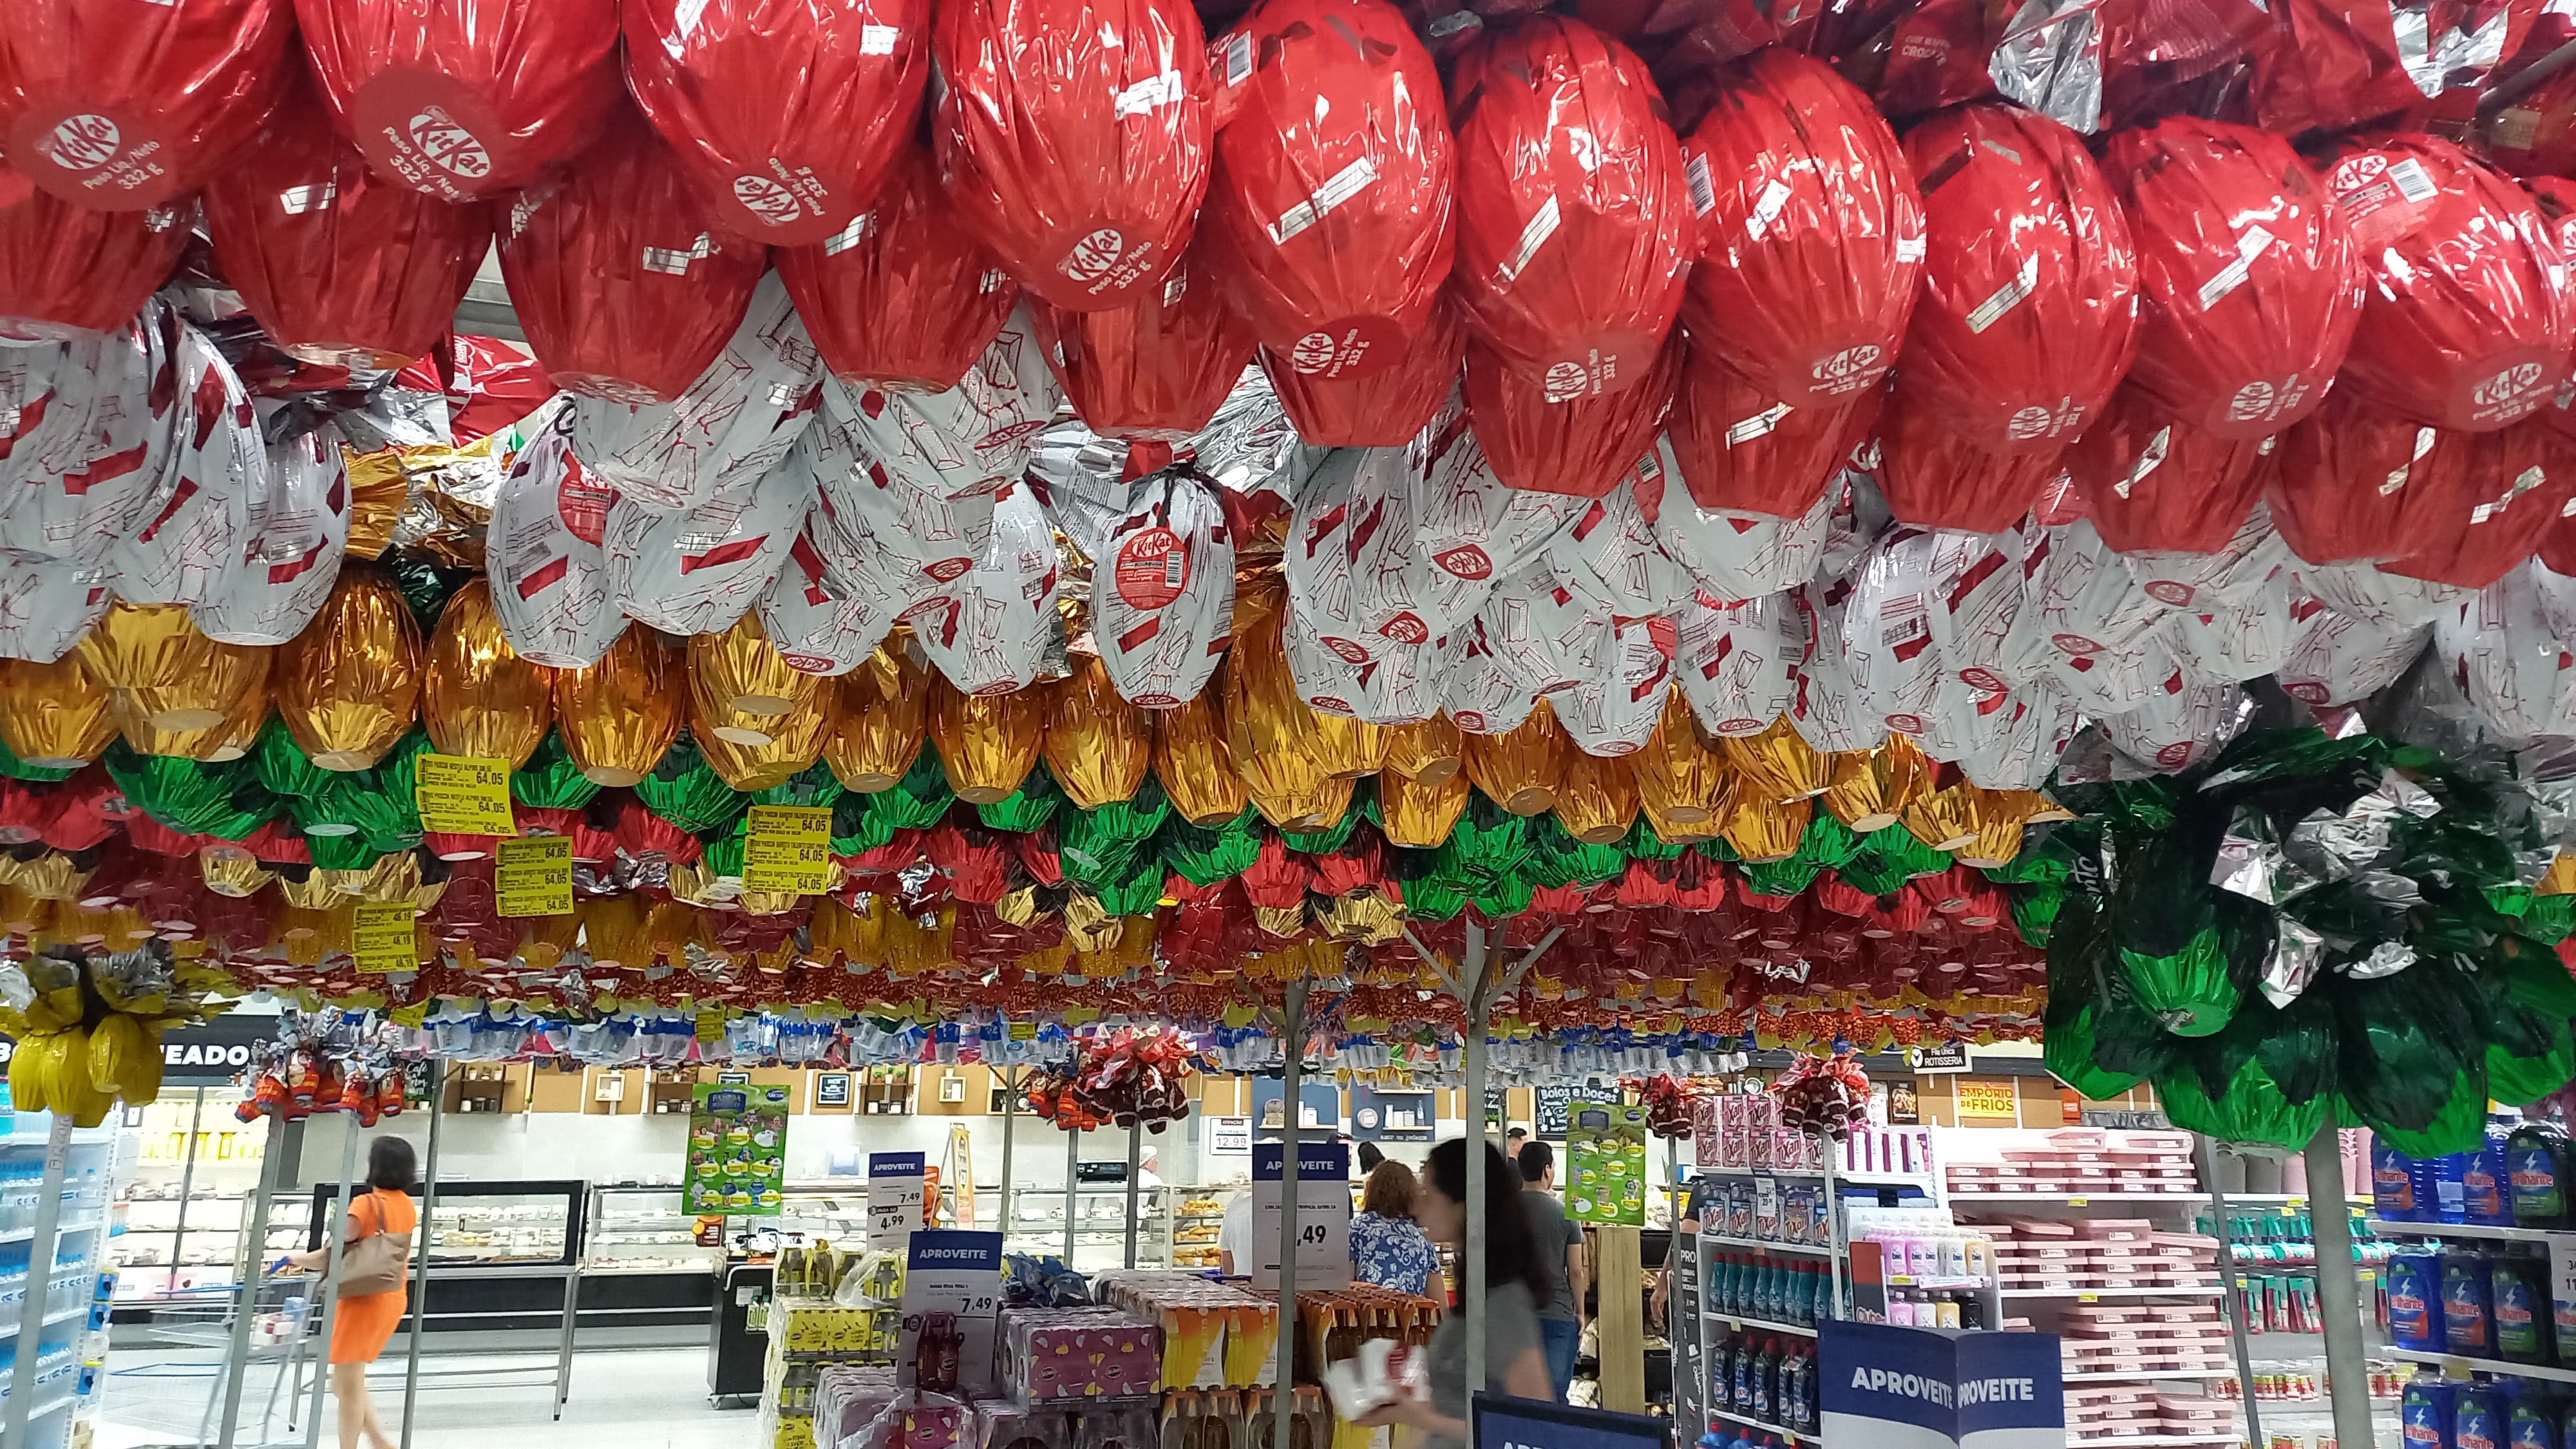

{"left": 106, "top": 1092, "right": 267, "bottom": 1303}
{"left": 305, "top": 1179, "right": 584, "bottom": 1267}
{"left": 585, "top": 1186, "right": 713, "bottom": 1275}
{"left": 1001, "top": 1185, "right": 1179, "bottom": 1269}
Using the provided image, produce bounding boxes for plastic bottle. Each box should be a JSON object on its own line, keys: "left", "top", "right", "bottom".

{"left": 1937, "top": 1293, "right": 1963, "bottom": 1330}
{"left": 2461, "top": 1381, "right": 2508, "bottom": 1449}
{"left": 2437, "top": 1153, "right": 2473, "bottom": 1225}
{"left": 2378, "top": 1135, "right": 2424, "bottom": 1222}
{"left": 2468, "top": 1122, "right": 2517, "bottom": 1227}
{"left": 2407, "top": 1372, "right": 2460, "bottom": 1449}
{"left": 1754, "top": 1338, "right": 1779, "bottom": 1423}
{"left": 1711, "top": 1253, "right": 1736, "bottom": 1317}
{"left": 1778, "top": 1343, "right": 1808, "bottom": 1432}
{"left": 2497, "top": 1248, "right": 2554, "bottom": 1365}
{"left": 2511, "top": 1380, "right": 2559, "bottom": 1449}
{"left": 2389, "top": 1250, "right": 2443, "bottom": 1350}
{"left": 2445, "top": 1247, "right": 2497, "bottom": 1356}
{"left": 2510, "top": 1121, "right": 2574, "bottom": 1229}
{"left": 1734, "top": 1334, "right": 1756, "bottom": 1412}
{"left": 1888, "top": 1289, "right": 1914, "bottom": 1328}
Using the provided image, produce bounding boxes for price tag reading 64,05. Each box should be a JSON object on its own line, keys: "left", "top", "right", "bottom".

{"left": 495, "top": 835, "right": 573, "bottom": 917}
{"left": 743, "top": 804, "right": 833, "bottom": 895}
{"left": 413, "top": 753, "right": 516, "bottom": 835}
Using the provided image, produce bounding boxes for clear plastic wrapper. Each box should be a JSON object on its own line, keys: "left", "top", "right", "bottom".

{"left": 1464, "top": 334, "right": 1677, "bottom": 499}
{"left": 2100, "top": 117, "right": 2361, "bottom": 439}
{"left": 493, "top": 117, "right": 768, "bottom": 405}
{"left": 931, "top": 0, "right": 1213, "bottom": 312}
{"left": 813, "top": 308, "right": 1059, "bottom": 504}
{"left": 2313, "top": 132, "right": 2572, "bottom": 433}
{"left": 108, "top": 316, "right": 258, "bottom": 609}
{"left": 200, "top": 88, "right": 490, "bottom": 370}
{"left": 484, "top": 401, "right": 624, "bottom": 668}
{"left": 1036, "top": 254, "right": 1256, "bottom": 440}
{"left": 0, "top": 0, "right": 292, "bottom": 210}
{"left": 621, "top": 0, "right": 929, "bottom": 247}
{"left": 1677, "top": 46, "right": 1922, "bottom": 408}
{"left": 565, "top": 273, "right": 825, "bottom": 515}
{"left": 0, "top": 184, "right": 188, "bottom": 340}
{"left": 296, "top": 0, "right": 622, "bottom": 202}
{"left": 1200, "top": 0, "right": 1455, "bottom": 380}
{"left": 1447, "top": 14, "right": 1692, "bottom": 400}
{"left": 913, "top": 477, "right": 1057, "bottom": 696}
{"left": 189, "top": 411, "right": 352, "bottom": 645}
{"left": 605, "top": 446, "right": 815, "bottom": 638}
{"left": 1880, "top": 102, "right": 2138, "bottom": 530}
{"left": 1093, "top": 471, "right": 1234, "bottom": 708}
{"left": 776, "top": 151, "right": 1018, "bottom": 393}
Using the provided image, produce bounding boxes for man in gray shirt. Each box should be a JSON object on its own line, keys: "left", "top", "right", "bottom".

{"left": 1517, "top": 1139, "right": 1587, "bottom": 1401}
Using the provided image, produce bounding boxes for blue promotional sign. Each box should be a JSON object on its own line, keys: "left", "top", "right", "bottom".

{"left": 1821, "top": 1321, "right": 2065, "bottom": 1449}
{"left": 1472, "top": 1394, "right": 1669, "bottom": 1449}
{"left": 898, "top": 1229, "right": 1005, "bottom": 1395}
{"left": 1251, "top": 1141, "right": 1351, "bottom": 1290}
{"left": 869, "top": 1151, "right": 927, "bottom": 1177}
{"left": 1254, "top": 1141, "right": 1350, "bottom": 1180}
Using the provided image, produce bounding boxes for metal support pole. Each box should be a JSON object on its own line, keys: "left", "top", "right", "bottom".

{"left": 215, "top": 1115, "right": 296, "bottom": 1449}
{"left": 1274, "top": 978, "right": 1311, "bottom": 1449}
{"left": 998, "top": 1066, "right": 1018, "bottom": 1245}
{"left": 5, "top": 1112, "right": 75, "bottom": 1449}
{"left": 401, "top": 1062, "right": 444, "bottom": 1449}
{"left": 169, "top": 1088, "right": 207, "bottom": 1298}
{"left": 1061, "top": 1126, "right": 1079, "bottom": 1262}
{"left": 2305, "top": 1124, "right": 2373, "bottom": 1449}
{"left": 2195, "top": 1135, "right": 2264, "bottom": 1449}
{"left": 551, "top": 1263, "right": 580, "bottom": 1419}
{"left": 1124, "top": 1122, "right": 1143, "bottom": 1270}
{"left": 301, "top": 1116, "right": 363, "bottom": 1449}
{"left": 1462, "top": 921, "right": 1492, "bottom": 1396}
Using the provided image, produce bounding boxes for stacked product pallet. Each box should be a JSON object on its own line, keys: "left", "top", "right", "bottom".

{"left": 2058, "top": 1304, "right": 2236, "bottom": 1376}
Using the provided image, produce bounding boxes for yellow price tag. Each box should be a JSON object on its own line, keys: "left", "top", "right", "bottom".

{"left": 1008, "top": 1021, "right": 1037, "bottom": 1041}
{"left": 2067, "top": 1196, "right": 2090, "bottom": 1206}
{"left": 495, "top": 835, "right": 573, "bottom": 917}
{"left": 353, "top": 901, "right": 418, "bottom": 974}
{"left": 1063, "top": 1005, "right": 1101, "bottom": 1026}
{"left": 743, "top": 804, "right": 833, "bottom": 895}
{"left": 694, "top": 1008, "right": 727, "bottom": 1041}
{"left": 2076, "top": 1292, "right": 2099, "bottom": 1303}
{"left": 414, "top": 753, "right": 516, "bottom": 835}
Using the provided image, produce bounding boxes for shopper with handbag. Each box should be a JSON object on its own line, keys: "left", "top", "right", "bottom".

{"left": 285, "top": 1137, "right": 418, "bottom": 1449}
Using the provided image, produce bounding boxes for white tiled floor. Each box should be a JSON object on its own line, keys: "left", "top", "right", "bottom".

{"left": 95, "top": 1346, "right": 755, "bottom": 1449}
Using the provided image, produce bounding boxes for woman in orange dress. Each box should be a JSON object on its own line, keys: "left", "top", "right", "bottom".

{"left": 287, "top": 1137, "right": 417, "bottom": 1449}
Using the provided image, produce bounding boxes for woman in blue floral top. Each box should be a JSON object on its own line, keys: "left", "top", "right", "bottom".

{"left": 1349, "top": 1159, "right": 1441, "bottom": 1294}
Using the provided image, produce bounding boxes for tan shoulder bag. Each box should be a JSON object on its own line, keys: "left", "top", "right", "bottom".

{"left": 335, "top": 1191, "right": 412, "bottom": 1298}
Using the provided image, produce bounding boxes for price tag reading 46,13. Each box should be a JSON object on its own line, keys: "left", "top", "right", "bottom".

{"left": 413, "top": 753, "right": 516, "bottom": 835}
{"left": 353, "top": 902, "right": 419, "bottom": 974}
{"left": 743, "top": 804, "right": 833, "bottom": 895}
{"left": 495, "top": 836, "right": 573, "bottom": 917}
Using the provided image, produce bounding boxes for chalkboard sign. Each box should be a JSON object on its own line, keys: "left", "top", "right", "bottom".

{"left": 1485, "top": 1086, "right": 1505, "bottom": 1128}
{"left": 1535, "top": 1083, "right": 1578, "bottom": 1139}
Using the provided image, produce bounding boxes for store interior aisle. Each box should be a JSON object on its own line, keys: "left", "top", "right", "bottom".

{"left": 92, "top": 1347, "right": 755, "bottom": 1449}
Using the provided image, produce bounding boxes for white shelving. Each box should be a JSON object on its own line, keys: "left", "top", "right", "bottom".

{"left": 2367, "top": 1218, "right": 2559, "bottom": 1244}
{"left": 2064, "top": 1368, "right": 2235, "bottom": 1383}
{"left": 2385, "top": 1348, "right": 2576, "bottom": 1384}
{"left": 1708, "top": 1311, "right": 1819, "bottom": 1338}
{"left": 2002, "top": 1285, "right": 2227, "bottom": 1301}
{"left": 1702, "top": 1235, "right": 1837, "bottom": 1258}
{"left": 1712, "top": 1407, "right": 1819, "bottom": 1445}
{"left": 1950, "top": 1193, "right": 2214, "bottom": 1205}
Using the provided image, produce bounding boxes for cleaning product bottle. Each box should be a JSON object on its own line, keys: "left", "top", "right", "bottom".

{"left": 2390, "top": 1250, "right": 2443, "bottom": 1350}
{"left": 2470, "top": 1121, "right": 2519, "bottom": 1227}
{"left": 2511, "top": 1379, "right": 2560, "bottom": 1449}
{"left": 2408, "top": 1371, "right": 2461, "bottom": 1449}
{"left": 2495, "top": 1247, "right": 2553, "bottom": 1364}
{"left": 2447, "top": 1246, "right": 2497, "bottom": 1356}
{"left": 2460, "top": 1380, "right": 2508, "bottom": 1449}
{"left": 2510, "top": 1119, "right": 2574, "bottom": 1229}
{"left": 1734, "top": 1333, "right": 1756, "bottom": 1412}
{"left": 2438, "top": 1152, "right": 2474, "bottom": 1225}
{"left": 2379, "top": 1135, "right": 2425, "bottom": 1221}
{"left": 1752, "top": 1338, "right": 1776, "bottom": 1423}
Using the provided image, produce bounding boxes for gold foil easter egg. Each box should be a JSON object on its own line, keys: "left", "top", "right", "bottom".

{"left": 1044, "top": 653, "right": 1151, "bottom": 809}
{"left": 1152, "top": 685, "right": 1250, "bottom": 826}
{"left": 113, "top": 651, "right": 269, "bottom": 761}
{"left": 694, "top": 674, "right": 833, "bottom": 791}
{"left": 1721, "top": 792, "right": 1811, "bottom": 862}
{"left": 689, "top": 613, "right": 823, "bottom": 747}
{"left": 1378, "top": 765, "right": 1469, "bottom": 848}
{"left": 1553, "top": 748, "right": 1640, "bottom": 845}
{"left": 930, "top": 676, "right": 1044, "bottom": 805}
{"left": 0, "top": 656, "right": 113, "bottom": 767}
{"left": 1630, "top": 689, "right": 1730, "bottom": 836}
{"left": 276, "top": 564, "right": 423, "bottom": 771}
{"left": 556, "top": 627, "right": 685, "bottom": 786}
{"left": 1819, "top": 734, "right": 1933, "bottom": 833}
{"left": 77, "top": 601, "right": 269, "bottom": 733}
{"left": 1465, "top": 701, "right": 1569, "bottom": 816}
{"left": 1383, "top": 715, "right": 1464, "bottom": 786}
{"left": 1222, "top": 583, "right": 1341, "bottom": 827}
{"left": 823, "top": 645, "right": 931, "bottom": 792}
{"left": 1719, "top": 716, "right": 1830, "bottom": 804}
{"left": 424, "top": 578, "right": 554, "bottom": 768}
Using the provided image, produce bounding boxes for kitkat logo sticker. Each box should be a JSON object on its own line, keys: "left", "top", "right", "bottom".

{"left": 1113, "top": 527, "right": 1189, "bottom": 609}
{"left": 1378, "top": 611, "right": 1430, "bottom": 645}
{"left": 1059, "top": 227, "right": 1127, "bottom": 281}
{"left": 1432, "top": 544, "right": 1492, "bottom": 580}
{"left": 923, "top": 556, "right": 974, "bottom": 583}
{"left": 406, "top": 106, "right": 492, "bottom": 181}
{"left": 732, "top": 174, "right": 804, "bottom": 225}
{"left": 37, "top": 114, "right": 121, "bottom": 171}
{"left": 1322, "top": 635, "right": 1371, "bottom": 664}
{"left": 2329, "top": 153, "right": 2388, "bottom": 198}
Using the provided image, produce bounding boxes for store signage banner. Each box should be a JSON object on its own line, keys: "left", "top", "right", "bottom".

{"left": 685, "top": 1081, "right": 790, "bottom": 1216}
{"left": 1953, "top": 1079, "right": 2021, "bottom": 1122}
{"left": 1821, "top": 1321, "right": 2065, "bottom": 1449}
{"left": 1251, "top": 1140, "right": 1350, "bottom": 1291}
{"left": 1565, "top": 1100, "right": 1645, "bottom": 1225}
{"left": 897, "top": 1229, "right": 1004, "bottom": 1396}
{"left": 868, "top": 1151, "right": 927, "bottom": 1251}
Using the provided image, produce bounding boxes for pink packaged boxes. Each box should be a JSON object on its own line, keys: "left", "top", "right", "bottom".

{"left": 999, "top": 1309, "right": 1163, "bottom": 1404}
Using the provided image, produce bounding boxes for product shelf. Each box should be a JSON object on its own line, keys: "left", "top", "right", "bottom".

{"left": 1707, "top": 1312, "right": 1819, "bottom": 1338}
{"left": 2384, "top": 1348, "right": 2576, "bottom": 1385}
{"left": 2062, "top": 1369, "right": 2235, "bottom": 1383}
{"left": 1712, "top": 1407, "right": 1818, "bottom": 1445}
{"left": 2000, "top": 1285, "right": 2225, "bottom": 1301}
{"left": 1949, "top": 1193, "right": 2214, "bottom": 1205}
{"left": 1701, "top": 1236, "right": 1837, "bottom": 1258}
{"left": 2366, "top": 1218, "right": 2563, "bottom": 1244}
